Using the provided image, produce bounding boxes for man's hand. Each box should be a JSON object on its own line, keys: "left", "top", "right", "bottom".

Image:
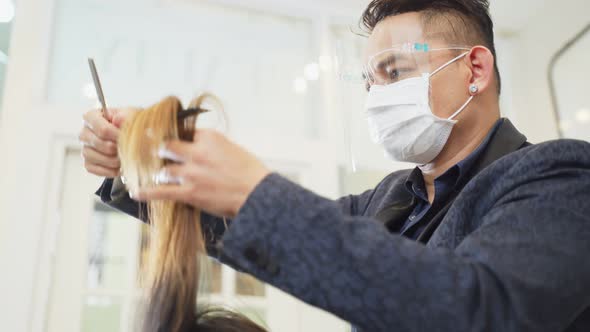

{"left": 133, "top": 129, "right": 271, "bottom": 219}
{"left": 79, "top": 108, "right": 138, "bottom": 177}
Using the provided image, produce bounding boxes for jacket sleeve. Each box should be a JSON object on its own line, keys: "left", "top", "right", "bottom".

{"left": 94, "top": 177, "right": 378, "bottom": 259}
{"left": 94, "top": 177, "right": 228, "bottom": 257}
{"left": 218, "top": 140, "right": 590, "bottom": 332}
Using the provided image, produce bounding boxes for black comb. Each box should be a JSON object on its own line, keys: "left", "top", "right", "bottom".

{"left": 177, "top": 107, "right": 208, "bottom": 119}
{"left": 177, "top": 107, "right": 210, "bottom": 141}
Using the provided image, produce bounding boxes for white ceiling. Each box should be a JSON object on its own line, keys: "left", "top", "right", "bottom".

{"left": 191, "top": 0, "right": 552, "bottom": 34}
{"left": 489, "top": 0, "right": 552, "bottom": 33}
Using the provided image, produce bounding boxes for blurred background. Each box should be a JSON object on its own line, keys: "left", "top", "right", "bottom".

{"left": 0, "top": 0, "right": 588, "bottom": 331}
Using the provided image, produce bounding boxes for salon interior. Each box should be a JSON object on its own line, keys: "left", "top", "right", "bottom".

{"left": 0, "top": 0, "right": 588, "bottom": 331}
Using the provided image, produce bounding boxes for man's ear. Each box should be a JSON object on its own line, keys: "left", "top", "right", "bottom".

{"left": 464, "top": 46, "right": 495, "bottom": 94}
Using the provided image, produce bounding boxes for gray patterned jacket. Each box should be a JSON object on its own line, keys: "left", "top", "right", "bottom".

{"left": 97, "top": 119, "right": 590, "bottom": 331}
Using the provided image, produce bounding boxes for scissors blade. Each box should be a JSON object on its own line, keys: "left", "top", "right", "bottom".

{"left": 88, "top": 58, "right": 109, "bottom": 118}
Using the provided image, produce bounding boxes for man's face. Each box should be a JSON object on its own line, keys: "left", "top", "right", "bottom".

{"left": 365, "top": 12, "right": 472, "bottom": 119}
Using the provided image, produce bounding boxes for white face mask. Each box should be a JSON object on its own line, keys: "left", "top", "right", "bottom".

{"left": 365, "top": 52, "right": 474, "bottom": 165}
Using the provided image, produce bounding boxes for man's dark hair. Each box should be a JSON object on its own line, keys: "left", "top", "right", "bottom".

{"left": 361, "top": 0, "right": 501, "bottom": 94}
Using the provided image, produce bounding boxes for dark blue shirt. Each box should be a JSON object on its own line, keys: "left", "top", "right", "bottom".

{"left": 401, "top": 119, "right": 504, "bottom": 240}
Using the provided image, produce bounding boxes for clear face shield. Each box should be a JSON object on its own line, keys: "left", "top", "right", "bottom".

{"left": 335, "top": 29, "right": 471, "bottom": 174}
{"left": 364, "top": 42, "right": 469, "bottom": 88}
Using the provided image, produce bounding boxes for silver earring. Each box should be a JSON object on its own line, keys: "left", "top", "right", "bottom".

{"left": 469, "top": 85, "right": 479, "bottom": 94}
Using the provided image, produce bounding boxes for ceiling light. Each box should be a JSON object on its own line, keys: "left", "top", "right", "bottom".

{"left": 575, "top": 108, "right": 590, "bottom": 124}
{"left": 293, "top": 77, "right": 307, "bottom": 94}
{"left": 304, "top": 63, "right": 320, "bottom": 81}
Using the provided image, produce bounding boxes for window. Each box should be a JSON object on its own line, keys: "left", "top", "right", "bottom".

{"left": 550, "top": 25, "right": 590, "bottom": 141}
{"left": 81, "top": 202, "right": 269, "bottom": 331}
{"left": 47, "top": 0, "right": 319, "bottom": 140}
{"left": 48, "top": 148, "right": 347, "bottom": 332}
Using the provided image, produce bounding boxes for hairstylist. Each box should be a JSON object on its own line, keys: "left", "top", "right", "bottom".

{"left": 81, "top": 1, "right": 590, "bottom": 330}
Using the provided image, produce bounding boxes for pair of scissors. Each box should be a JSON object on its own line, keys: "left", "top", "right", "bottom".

{"left": 88, "top": 58, "right": 204, "bottom": 121}
{"left": 87, "top": 58, "right": 110, "bottom": 119}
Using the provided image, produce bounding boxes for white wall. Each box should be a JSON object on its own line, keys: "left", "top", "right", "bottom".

{"left": 509, "top": 0, "right": 590, "bottom": 143}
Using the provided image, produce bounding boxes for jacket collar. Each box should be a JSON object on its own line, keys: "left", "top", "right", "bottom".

{"left": 468, "top": 118, "right": 528, "bottom": 178}
{"left": 375, "top": 118, "right": 528, "bottom": 232}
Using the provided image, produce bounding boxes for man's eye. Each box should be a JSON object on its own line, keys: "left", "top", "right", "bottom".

{"left": 386, "top": 67, "right": 414, "bottom": 82}
{"left": 386, "top": 68, "right": 400, "bottom": 80}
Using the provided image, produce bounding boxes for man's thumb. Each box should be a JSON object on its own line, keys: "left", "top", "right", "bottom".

{"left": 112, "top": 107, "right": 140, "bottom": 128}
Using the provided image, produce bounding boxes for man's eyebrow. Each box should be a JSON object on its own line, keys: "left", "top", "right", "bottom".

{"left": 374, "top": 53, "right": 412, "bottom": 70}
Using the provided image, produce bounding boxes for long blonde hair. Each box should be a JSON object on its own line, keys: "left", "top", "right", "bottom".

{"left": 118, "top": 95, "right": 266, "bottom": 332}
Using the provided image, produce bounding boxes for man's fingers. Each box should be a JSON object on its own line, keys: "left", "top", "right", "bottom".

{"left": 158, "top": 140, "right": 193, "bottom": 163}
{"left": 153, "top": 164, "right": 189, "bottom": 185}
{"left": 79, "top": 128, "right": 118, "bottom": 156}
{"left": 84, "top": 163, "right": 120, "bottom": 178}
{"left": 82, "top": 146, "right": 121, "bottom": 169}
{"left": 134, "top": 185, "right": 192, "bottom": 203}
{"left": 83, "top": 109, "right": 120, "bottom": 142}
{"left": 104, "top": 108, "right": 119, "bottom": 122}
